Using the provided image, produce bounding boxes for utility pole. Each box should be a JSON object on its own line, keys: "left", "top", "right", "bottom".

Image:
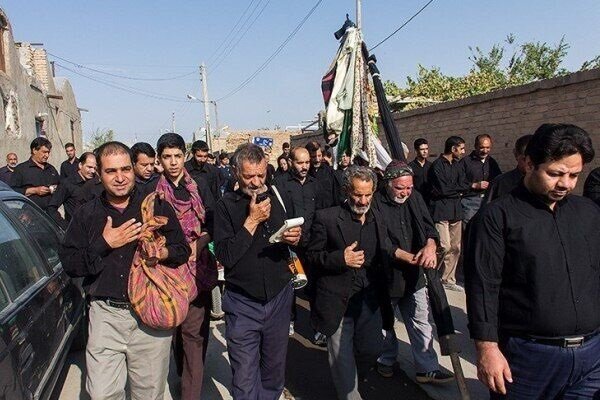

{"left": 212, "top": 101, "right": 220, "bottom": 137}
{"left": 356, "top": 0, "right": 362, "bottom": 29}
{"left": 171, "top": 112, "right": 175, "bottom": 133}
{"left": 199, "top": 63, "right": 212, "bottom": 149}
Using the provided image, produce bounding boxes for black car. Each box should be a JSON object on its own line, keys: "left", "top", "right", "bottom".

{"left": 0, "top": 184, "right": 85, "bottom": 400}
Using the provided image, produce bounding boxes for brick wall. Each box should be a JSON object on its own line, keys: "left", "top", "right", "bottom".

{"left": 392, "top": 68, "right": 600, "bottom": 192}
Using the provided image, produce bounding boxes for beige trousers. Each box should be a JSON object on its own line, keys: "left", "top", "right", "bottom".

{"left": 435, "top": 220, "right": 462, "bottom": 285}
{"left": 86, "top": 300, "right": 173, "bottom": 400}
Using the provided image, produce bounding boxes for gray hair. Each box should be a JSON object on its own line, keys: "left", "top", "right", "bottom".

{"left": 342, "top": 165, "right": 378, "bottom": 193}
{"left": 231, "top": 143, "right": 265, "bottom": 169}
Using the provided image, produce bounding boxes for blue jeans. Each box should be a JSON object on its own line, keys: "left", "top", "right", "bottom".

{"left": 491, "top": 333, "right": 600, "bottom": 399}
{"left": 377, "top": 288, "right": 439, "bottom": 373}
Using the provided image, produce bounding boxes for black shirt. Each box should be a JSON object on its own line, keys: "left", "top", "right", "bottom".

{"left": 47, "top": 172, "right": 89, "bottom": 229}
{"left": 266, "top": 164, "right": 276, "bottom": 184}
{"left": 214, "top": 188, "right": 293, "bottom": 302}
{"left": 185, "top": 158, "right": 220, "bottom": 200}
{"left": 80, "top": 176, "right": 104, "bottom": 203}
{"left": 583, "top": 167, "right": 600, "bottom": 207}
{"left": 135, "top": 173, "right": 160, "bottom": 192}
{"left": 465, "top": 184, "right": 600, "bottom": 342}
{"left": 333, "top": 167, "right": 348, "bottom": 205}
{"left": 218, "top": 165, "right": 234, "bottom": 195}
{"left": 347, "top": 210, "right": 378, "bottom": 295}
{"left": 460, "top": 152, "right": 502, "bottom": 197}
{"left": 309, "top": 163, "right": 339, "bottom": 210}
{"left": 60, "top": 157, "right": 79, "bottom": 180}
{"left": 59, "top": 187, "right": 191, "bottom": 300}
{"left": 0, "top": 166, "right": 13, "bottom": 184}
{"left": 372, "top": 190, "right": 437, "bottom": 297}
{"left": 484, "top": 168, "right": 523, "bottom": 204}
{"left": 273, "top": 171, "right": 317, "bottom": 247}
{"left": 10, "top": 158, "right": 60, "bottom": 211}
{"left": 408, "top": 158, "right": 432, "bottom": 200}
{"left": 427, "top": 156, "right": 467, "bottom": 222}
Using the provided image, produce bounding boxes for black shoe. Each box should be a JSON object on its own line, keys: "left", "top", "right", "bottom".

{"left": 416, "top": 370, "right": 455, "bottom": 384}
{"left": 376, "top": 362, "right": 394, "bottom": 378}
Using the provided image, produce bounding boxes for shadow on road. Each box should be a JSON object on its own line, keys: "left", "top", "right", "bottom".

{"left": 286, "top": 297, "right": 431, "bottom": 400}
{"left": 50, "top": 350, "right": 89, "bottom": 400}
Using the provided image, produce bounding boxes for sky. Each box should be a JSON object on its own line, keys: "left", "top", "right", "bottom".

{"left": 3, "top": 0, "right": 600, "bottom": 146}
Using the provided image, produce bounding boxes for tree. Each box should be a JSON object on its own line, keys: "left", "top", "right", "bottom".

{"left": 386, "top": 35, "right": 597, "bottom": 111}
{"left": 86, "top": 128, "right": 115, "bottom": 151}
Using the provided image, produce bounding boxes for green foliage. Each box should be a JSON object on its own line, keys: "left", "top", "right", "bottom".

{"left": 581, "top": 55, "right": 600, "bottom": 71}
{"left": 86, "top": 128, "right": 115, "bottom": 151}
{"left": 386, "top": 35, "right": 597, "bottom": 111}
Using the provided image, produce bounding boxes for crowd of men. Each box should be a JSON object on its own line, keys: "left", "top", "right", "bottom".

{"left": 0, "top": 122, "right": 598, "bottom": 400}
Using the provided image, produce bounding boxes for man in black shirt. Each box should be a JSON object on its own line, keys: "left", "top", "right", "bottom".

{"left": 217, "top": 152, "right": 234, "bottom": 195}
{"left": 466, "top": 123, "right": 600, "bottom": 399}
{"left": 273, "top": 147, "right": 317, "bottom": 334}
{"left": 373, "top": 161, "right": 453, "bottom": 384}
{"left": 307, "top": 166, "right": 399, "bottom": 400}
{"left": 279, "top": 141, "right": 291, "bottom": 161}
{"left": 131, "top": 142, "right": 159, "bottom": 193}
{"left": 154, "top": 133, "right": 215, "bottom": 400}
{"left": 427, "top": 136, "right": 467, "bottom": 291}
{"left": 333, "top": 149, "right": 351, "bottom": 205}
{"left": 583, "top": 166, "right": 600, "bottom": 206}
{"left": 11, "top": 137, "right": 59, "bottom": 212}
{"left": 59, "top": 142, "right": 79, "bottom": 180}
{"left": 0, "top": 152, "right": 18, "bottom": 184}
{"left": 306, "top": 141, "right": 339, "bottom": 209}
{"left": 214, "top": 143, "right": 301, "bottom": 399}
{"left": 59, "top": 141, "right": 190, "bottom": 400}
{"left": 408, "top": 138, "right": 432, "bottom": 202}
{"left": 47, "top": 152, "right": 97, "bottom": 229}
{"left": 460, "top": 134, "right": 502, "bottom": 224}
{"left": 484, "top": 134, "right": 532, "bottom": 204}
{"left": 185, "top": 140, "right": 220, "bottom": 200}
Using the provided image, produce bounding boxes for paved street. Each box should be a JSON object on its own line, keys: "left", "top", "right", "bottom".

{"left": 52, "top": 291, "right": 485, "bottom": 400}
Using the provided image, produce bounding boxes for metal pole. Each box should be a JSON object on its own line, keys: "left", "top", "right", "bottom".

{"left": 200, "top": 63, "right": 212, "bottom": 149}
{"left": 356, "top": 0, "right": 362, "bottom": 30}
{"left": 171, "top": 111, "right": 175, "bottom": 133}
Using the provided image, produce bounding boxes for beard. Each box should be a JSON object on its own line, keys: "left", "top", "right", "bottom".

{"left": 349, "top": 202, "right": 370, "bottom": 215}
{"left": 241, "top": 184, "right": 267, "bottom": 197}
{"left": 393, "top": 196, "right": 409, "bottom": 204}
{"left": 386, "top": 186, "right": 409, "bottom": 204}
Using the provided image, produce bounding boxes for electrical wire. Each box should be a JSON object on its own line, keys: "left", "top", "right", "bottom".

{"left": 55, "top": 63, "right": 193, "bottom": 103}
{"left": 49, "top": 52, "right": 196, "bottom": 81}
{"left": 205, "top": 0, "right": 258, "bottom": 66}
{"left": 208, "top": 0, "right": 271, "bottom": 74}
{"left": 215, "top": 0, "right": 323, "bottom": 102}
{"left": 369, "top": 0, "right": 435, "bottom": 51}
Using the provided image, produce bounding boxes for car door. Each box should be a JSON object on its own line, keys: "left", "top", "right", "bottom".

{"left": 1, "top": 198, "right": 85, "bottom": 399}
{"left": 0, "top": 207, "right": 50, "bottom": 400}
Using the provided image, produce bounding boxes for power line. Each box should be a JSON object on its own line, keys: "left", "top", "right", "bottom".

{"left": 49, "top": 52, "right": 196, "bottom": 81}
{"left": 209, "top": 0, "right": 271, "bottom": 73}
{"left": 205, "top": 0, "right": 257, "bottom": 66}
{"left": 215, "top": 0, "right": 323, "bottom": 102}
{"left": 369, "top": 0, "right": 436, "bottom": 51}
{"left": 55, "top": 63, "right": 193, "bottom": 103}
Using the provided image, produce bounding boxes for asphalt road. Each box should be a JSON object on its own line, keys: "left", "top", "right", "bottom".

{"left": 51, "top": 296, "right": 433, "bottom": 400}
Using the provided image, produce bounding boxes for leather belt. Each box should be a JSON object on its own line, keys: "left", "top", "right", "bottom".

{"left": 526, "top": 331, "right": 599, "bottom": 348}
{"left": 92, "top": 297, "right": 132, "bottom": 310}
